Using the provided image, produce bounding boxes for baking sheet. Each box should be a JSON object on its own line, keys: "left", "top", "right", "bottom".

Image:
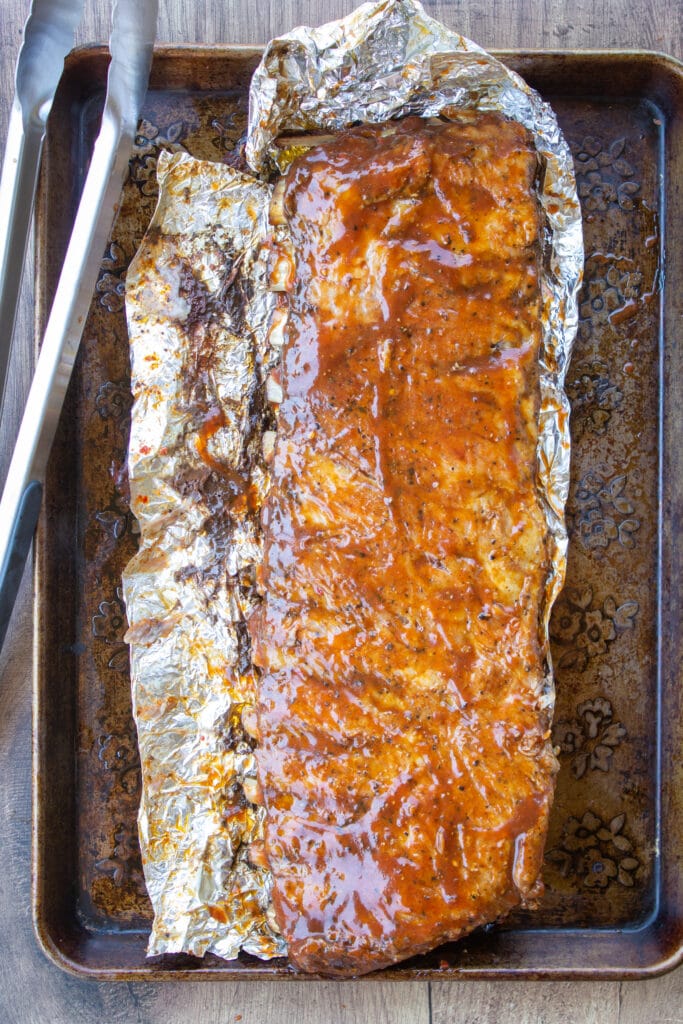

{"left": 32, "top": 46, "right": 683, "bottom": 979}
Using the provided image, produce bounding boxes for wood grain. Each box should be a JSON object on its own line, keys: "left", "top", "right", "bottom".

{"left": 0, "top": 1, "right": 681, "bottom": 1022}
{"left": 430, "top": 981, "right": 620, "bottom": 1024}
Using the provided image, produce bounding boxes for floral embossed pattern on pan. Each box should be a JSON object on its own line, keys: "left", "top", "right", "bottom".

{"left": 32, "top": 48, "right": 683, "bottom": 978}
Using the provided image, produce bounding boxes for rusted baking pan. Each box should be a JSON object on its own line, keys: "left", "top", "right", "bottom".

{"left": 32, "top": 46, "right": 682, "bottom": 980}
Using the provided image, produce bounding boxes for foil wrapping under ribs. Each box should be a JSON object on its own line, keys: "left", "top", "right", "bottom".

{"left": 123, "top": 0, "right": 583, "bottom": 961}
{"left": 123, "top": 151, "right": 284, "bottom": 959}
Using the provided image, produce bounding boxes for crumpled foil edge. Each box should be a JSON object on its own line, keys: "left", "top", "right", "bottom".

{"left": 124, "top": 0, "right": 583, "bottom": 962}
{"left": 123, "top": 150, "right": 285, "bottom": 959}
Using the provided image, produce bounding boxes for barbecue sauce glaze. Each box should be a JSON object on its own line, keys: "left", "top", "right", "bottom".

{"left": 248, "top": 113, "right": 557, "bottom": 976}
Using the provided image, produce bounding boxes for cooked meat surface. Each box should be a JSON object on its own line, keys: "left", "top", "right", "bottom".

{"left": 248, "top": 113, "right": 558, "bottom": 977}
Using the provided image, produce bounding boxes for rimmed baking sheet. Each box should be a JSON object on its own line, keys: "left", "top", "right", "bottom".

{"left": 32, "top": 45, "right": 683, "bottom": 979}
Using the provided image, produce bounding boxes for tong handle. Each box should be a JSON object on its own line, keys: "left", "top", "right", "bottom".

{"left": 0, "top": 104, "right": 45, "bottom": 419}
{"left": 0, "top": 0, "right": 86, "bottom": 420}
{"left": 0, "top": 480, "right": 42, "bottom": 650}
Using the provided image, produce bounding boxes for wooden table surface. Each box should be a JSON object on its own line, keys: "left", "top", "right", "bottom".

{"left": 0, "top": 1, "right": 681, "bottom": 1021}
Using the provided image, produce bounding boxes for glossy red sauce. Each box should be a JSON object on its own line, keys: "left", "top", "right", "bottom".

{"left": 248, "top": 114, "right": 557, "bottom": 976}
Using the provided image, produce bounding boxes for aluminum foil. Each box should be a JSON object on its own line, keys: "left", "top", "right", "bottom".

{"left": 123, "top": 151, "right": 285, "bottom": 959}
{"left": 124, "top": 0, "right": 583, "bottom": 962}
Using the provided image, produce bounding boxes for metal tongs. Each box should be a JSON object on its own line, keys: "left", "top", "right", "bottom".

{"left": 0, "top": 0, "right": 158, "bottom": 651}
{"left": 0, "top": 0, "right": 85, "bottom": 419}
